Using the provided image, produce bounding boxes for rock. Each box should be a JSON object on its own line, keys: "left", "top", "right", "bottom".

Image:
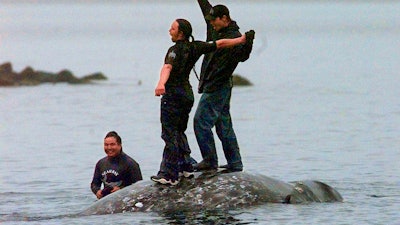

{"left": 232, "top": 74, "right": 253, "bottom": 86}
{"left": 82, "top": 72, "right": 107, "bottom": 81}
{"left": 57, "top": 70, "right": 76, "bottom": 82}
{"left": 0, "top": 62, "right": 108, "bottom": 87}
{"left": 0, "top": 63, "right": 19, "bottom": 86}
{"left": 0, "top": 62, "right": 13, "bottom": 74}
{"left": 20, "top": 67, "right": 41, "bottom": 85}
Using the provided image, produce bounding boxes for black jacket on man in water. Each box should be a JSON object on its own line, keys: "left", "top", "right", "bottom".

{"left": 91, "top": 151, "right": 142, "bottom": 197}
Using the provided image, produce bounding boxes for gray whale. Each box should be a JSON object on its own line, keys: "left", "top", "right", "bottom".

{"left": 80, "top": 171, "right": 343, "bottom": 215}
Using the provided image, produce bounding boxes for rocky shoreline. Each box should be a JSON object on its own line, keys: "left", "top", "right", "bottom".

{"left": 0, "top": 62, "right": 252, "bottom": 87}
{"left": 0, "top": 62, "right": 107, "bottom": 87}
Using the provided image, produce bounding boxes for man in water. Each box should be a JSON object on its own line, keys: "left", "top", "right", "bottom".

{"left": 193, "top": 1, "right": 254, "bottom": 172}
{"left": 91, "top": 131, "right": 142, "bottom": 199}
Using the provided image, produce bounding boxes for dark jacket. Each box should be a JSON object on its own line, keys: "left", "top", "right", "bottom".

{"left": 90, "top": 151, "right": 142, "bottom": 195}
{"left": 164, "top": 40, "right": 217, "bottom": 88}
{"left": 197, "top": 0, "right": 253, "bottom": 93}
{"left": 164, "top": 40, "right": 217, "bottom": 96}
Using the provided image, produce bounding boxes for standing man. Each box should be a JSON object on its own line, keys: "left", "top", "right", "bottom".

{"left": 151, "top": 18, "right": 254, "bottom": 185}
{"left": 91, "top": 131, "right": 142, "bottom": 199}
{"left": 193, "top": 1, "right": 254, "bottom": 172}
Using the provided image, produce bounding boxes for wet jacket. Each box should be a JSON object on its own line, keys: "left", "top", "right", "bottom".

{"left": 90, "top": 151, "right": 142, "bottom": 195}
{"left": 197, "top": 0, "right": 253, "bottom": 93}
{"left": 164, "top": 39, "right": 217, "bottom": 96}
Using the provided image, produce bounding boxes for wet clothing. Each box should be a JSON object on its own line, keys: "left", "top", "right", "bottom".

{"left": 194, "top": 0, "right": 253, "bottom": 169}
{"left": 157, "top": 40, "right": 217, "bottom": 181}
{"left": 197, "top": 0, "right": 253, "bottom": 94}
{"left": 91, "top": 151, "right": 142, "bottom": 197}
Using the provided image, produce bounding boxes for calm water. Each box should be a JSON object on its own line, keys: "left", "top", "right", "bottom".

{"left": 1, "top": 1, "right": 399, "bottom": 224}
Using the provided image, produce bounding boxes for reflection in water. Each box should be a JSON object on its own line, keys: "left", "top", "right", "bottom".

{"left": 160, "top": 209, "right": 252, "bottom": 225}
{"left": 1, "top": 209, "right": 252, "bottom": 224}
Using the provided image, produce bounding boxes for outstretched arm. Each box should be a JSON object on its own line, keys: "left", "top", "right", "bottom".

{"left": 216, "top": 30, "right": 255, "bottom": 49}
{"left": 216, "top": 35, "right": 246, "bottom": 49}
{"left": 155, "top": 64, "right": 172, "bottom": 96}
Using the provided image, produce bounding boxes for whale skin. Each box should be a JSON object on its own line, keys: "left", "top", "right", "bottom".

{"left": 80, "top": 171, "right": 343, "bottom": 215}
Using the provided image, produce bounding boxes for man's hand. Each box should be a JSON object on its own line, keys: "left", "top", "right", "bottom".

{"left": 245, "top": 30, "right": 255, "bottom": 44}
{"left": 96, "top": 190, "right": 103, "bottom": 199}
{"left": 111, "top": 186, "right": 121, "bottom": 193}
{"left": 155, "top": 83, "right": 166, "bottom": 96}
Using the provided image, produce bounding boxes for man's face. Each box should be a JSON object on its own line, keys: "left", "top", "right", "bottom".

{"left": 169, "top": 21, "right": 181, "bottom": 42}
{"left": 209, "top": 16, "right": 226, "bottom": 32}
{"left": 104, "top": 137, "right": 121, "bottom": 158}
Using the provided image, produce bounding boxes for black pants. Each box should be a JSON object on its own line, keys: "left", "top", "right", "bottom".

{"left": 157, "top": 89, "right": 194, "bottom": 180}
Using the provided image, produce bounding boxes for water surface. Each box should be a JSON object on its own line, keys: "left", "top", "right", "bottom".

{"left": 1, "top": 1, "right": 399, "bottom": 224}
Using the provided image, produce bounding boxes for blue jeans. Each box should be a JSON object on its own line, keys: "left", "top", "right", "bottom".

{"left": 193, "top": 87, "right": 242, "bottom": 168}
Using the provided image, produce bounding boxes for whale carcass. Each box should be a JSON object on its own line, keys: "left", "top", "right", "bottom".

{"left": 80, "top": 171, "right": 343, "bottom": 215}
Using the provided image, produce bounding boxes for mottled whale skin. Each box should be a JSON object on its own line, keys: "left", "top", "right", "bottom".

{"left": 80, "top": 171, "right": 343, "bottom": 215}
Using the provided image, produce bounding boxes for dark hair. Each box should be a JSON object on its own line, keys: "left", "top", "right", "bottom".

{"left": 206, "top": 5, "right": 231, "bottom": 21}
{"left": 176, "top": 18, "right": 194, "bottom": 41}
{"left": 105, "top": 131, "right": 122, "bottom": 144}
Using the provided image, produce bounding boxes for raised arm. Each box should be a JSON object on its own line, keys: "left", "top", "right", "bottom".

{"left": 197, "top": 0, "right": 212, "bottom": 18}
{"left": 197, "top": 0, "right": 214, "bottom": 41}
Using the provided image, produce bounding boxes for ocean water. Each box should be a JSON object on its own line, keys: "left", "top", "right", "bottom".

{"left": 1, "top": 1, "right": 399, "bottom": 224}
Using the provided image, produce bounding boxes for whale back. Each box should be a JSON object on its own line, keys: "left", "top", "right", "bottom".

{"left": 80, "top": 172, "right": 342, "bottom": 215}
{"left": 287, "top": 180, "right": 344, "bottom": 203}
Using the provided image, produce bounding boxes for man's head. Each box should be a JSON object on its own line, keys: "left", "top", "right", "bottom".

{"left": 104, "top": 131, "right": 122, "bottom": 158}
{"left": 176, "top": 19, "right": 193, "bottom": 41}
{"left": 169, "top": 19, "right": 193, "bottom": 42}
{"left": 205, "top": 5, "right": 231, "bottom": 31}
